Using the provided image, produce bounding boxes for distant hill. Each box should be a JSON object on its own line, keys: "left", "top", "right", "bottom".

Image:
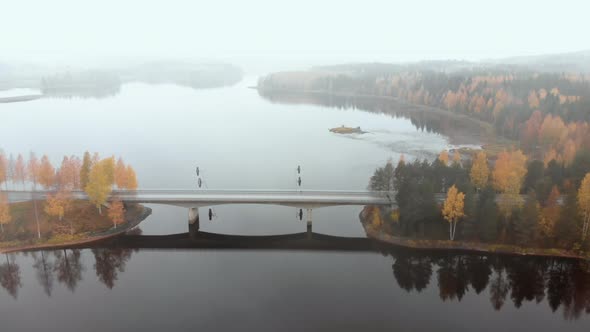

{"left": 488, "top": 50, "right": 590, "bottom": 73}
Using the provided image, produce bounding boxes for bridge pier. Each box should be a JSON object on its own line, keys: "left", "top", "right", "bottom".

{"left": 306, "top": 208, "right": 312, "bottom": 238}
{"left": 188, "top": 207, "right": 200, "bottom": 239}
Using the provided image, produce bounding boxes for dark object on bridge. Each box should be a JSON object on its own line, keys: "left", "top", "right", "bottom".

{"left": 297, "top": 165, "right": 301, "bottom": 174}
{"left": 297, "top": 177, "right": 302, "bottom": 187}
{"left": 196, "top": 166, "right": 200, "bottom": 176}
{"left": 208, "top": 208, "right": 213, "bottom": 221}
{"left": 198, "top": 178, "right": 202, "bottom": 188}
{"left": 298, "top": 209, "right": 303, "bottom": 221}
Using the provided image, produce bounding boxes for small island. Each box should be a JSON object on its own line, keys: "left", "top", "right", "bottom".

{"left": 329, "top": 125, "right": 367, "bottom": 134}
{"left": 0, "top": 150, "right": 151, "bottom": 254}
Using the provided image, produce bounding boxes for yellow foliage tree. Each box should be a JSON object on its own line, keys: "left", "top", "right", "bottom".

{"left": 470, "top": 151, "right": 489, "bottom": 190}
{"left": 578, "top": 173, "right": 590, "bottom": 240}
{"left": 528, "top": 90, "right": 540, "bottom": 109}
{"left": 492, "top": 150, "right": 527, "bottom": 194}
{"left": 108, "top": 200, "right": 126, "bottom": 228}
{"left": 0, "top": 193, "right": 11, "bottom": 233}
{"left": 44, "top": 191, "right": 71, "bottom": 221}
{"left": 442, "top": 185, "right": 465, "bottom": 240}
{"left": 369, "top": 206, "right": 382, "bottom": 229}
{"left": 101, "top": 157, "right": 116, "bottom": 188}
{"left": 85, "top": 162, "right": 112, "bottom": 214}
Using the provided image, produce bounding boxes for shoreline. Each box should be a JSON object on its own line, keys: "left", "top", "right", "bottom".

{"left": 0, "top": 205, "right": 152, "bottom": 254}
{"left": 256, "top": 87, "right": 516, "bottom": 154}
{"left": 0, "top": 94, "right": 43, "bottom": 103}
{"left": 256, "top": 87, "right": 495, "bottom": 131}
{"left": 360, "top": 210, "right": 587, "bottom": 261}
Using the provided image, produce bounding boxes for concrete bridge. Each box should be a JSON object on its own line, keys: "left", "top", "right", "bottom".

{"left": 5, "top": 189, "right": 401, "bottom": 233}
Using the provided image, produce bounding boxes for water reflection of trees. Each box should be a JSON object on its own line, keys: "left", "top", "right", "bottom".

{"left": 0, "top": 247, "right": 136, "bottom": 299}
{"left": 386, "top": 249, "right": 590, "bottom": 319}
{"left": 92, "top": 248, "right": 133, "bottom": 289}
{"left": 0, "top": 254, "right": 22, "bottom": 299}
{"left": 54, "top": 249, "right": 85, "bottom": 292}
{"left": 32, "top": 251, "right": 55, "bottom": 296}
{"left": 258, "top": 90, "right": 486, "bottom": 143}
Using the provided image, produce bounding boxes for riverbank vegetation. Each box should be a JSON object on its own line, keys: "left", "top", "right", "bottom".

{"left": 259, "top": 65, "right": 590, "bottom": 161}
{"left": 366, "top": 149, "right": 590, "bottom": 256}
{"left": 0, "top": 150, "right": 144, "bottom": 249}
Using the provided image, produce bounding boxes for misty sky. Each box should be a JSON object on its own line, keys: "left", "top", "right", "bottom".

{"left": 1, "top": 0, "right": 589, "bottom": 63}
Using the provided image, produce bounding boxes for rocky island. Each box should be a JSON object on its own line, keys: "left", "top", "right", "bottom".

{"left": 329, "top": 126, "right": 367, "bottom": 134}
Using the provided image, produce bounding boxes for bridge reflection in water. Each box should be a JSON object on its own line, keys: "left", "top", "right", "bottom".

{"left": 60, "top": 230, "right": 381, "bottom": 252}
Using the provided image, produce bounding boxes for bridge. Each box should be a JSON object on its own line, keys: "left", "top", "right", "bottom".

{"left": 5, "top": 189, "right": 401, "bottom": 233}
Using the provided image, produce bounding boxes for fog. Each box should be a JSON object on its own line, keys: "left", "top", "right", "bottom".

{"left": 1, "top": 0, "right": 589, "bottom": 71}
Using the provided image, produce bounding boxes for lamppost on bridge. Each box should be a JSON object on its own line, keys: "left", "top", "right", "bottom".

{"left": 296, "top": 164, "right": 302, "bottom": 191}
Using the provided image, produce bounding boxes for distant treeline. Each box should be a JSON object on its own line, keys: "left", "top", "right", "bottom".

{"left": 4, "top": 61, "right": 243, "bottom": 98}
{"left": 122, "top": 62, "right": 243, "bottom": 89}
{"left": 41, "top": 71, "right": 121, "bottom": 98}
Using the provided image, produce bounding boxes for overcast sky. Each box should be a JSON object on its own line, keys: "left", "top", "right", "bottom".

{"left": 1, "top": 0, "right": 589, "bottom": 65}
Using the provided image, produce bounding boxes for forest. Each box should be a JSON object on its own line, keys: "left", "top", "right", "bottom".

{"left": 259, "top": 66, "right": 590, "bottom": 163}
{"left": 367, "top": 148, "right": 590, "bottom": 254}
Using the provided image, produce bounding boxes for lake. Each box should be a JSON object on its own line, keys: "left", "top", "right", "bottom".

{"left": 0, "top": 78, "right": 589, "bottom": 331}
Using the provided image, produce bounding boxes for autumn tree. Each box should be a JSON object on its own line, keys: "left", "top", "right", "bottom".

{"left": 470, "top": 151, "right": 489, "bottom": 190}
{"left": 492, "top": 150, "right": 527, "bottom": 194}
{"left": 80, "top": 151, "right": 93, "bottom": 189}
{"left": 27, "top": 152, "right": 39, "bottom": 189}
{"left": 522, "top": 110, "right": 543, "bottom": 149}
{"left": 27, "top": 153, "right": 41, "bottom": 238}
{"left": 44, "top": 191, "right": 72, "bottom": 222}
{"left": 125, "top": 166, "right": 138, "bottom": 190}
{"left": 85, "top": 161, "right": 112, "bottom": 214}
{"left": 38, "top": 155, "right": 55, "bottom": 189}
{"left": 14, "top": 154, "right": 26, "bottom": 189}
{"left": 539, "top": 186, "right": 560, "bottom": 241}
{"left": 0, "top": 152, "right": 7, "bottom": 189}
{"left": 114, "top": 158, "right": 127, "bottom": 189}
{"left": 57, "top": 156, "right": 78, "bottom": 190}
{"left": 0, "top": 193, "right": 11, "bottom": 233}
{"left": 539, "top": 115, "right": 567, "bottom": 149}
{"left": 102, "top": 156, "right": 115, "bottom": 188}
{"left": 578, "top": 173, "right": 590, "bottom": 240}
{"left": 108, "top": 200, "right": 126, "bottom": 228}
{"left": 442, "top": 185, "right": 465, "bottom": 240}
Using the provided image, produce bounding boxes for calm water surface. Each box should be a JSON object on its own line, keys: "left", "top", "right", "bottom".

{"left": 0, "top": 78, "right": 589, "bottom": 331}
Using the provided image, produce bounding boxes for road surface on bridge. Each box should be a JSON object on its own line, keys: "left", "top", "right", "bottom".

{"left": 5, "top": 189, "right": 399, "bottom": 208}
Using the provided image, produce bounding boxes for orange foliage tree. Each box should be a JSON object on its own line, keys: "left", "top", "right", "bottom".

{"left": 108, "top": 200, "right": 126, "bottom": 228}
{"left": 14, "top": 154, "right": 26, "bottom": 189}
{"left": 0, "top": 193, "right": 11, "bottom": 233}
{"left": 38, "top": 155, "right": 55, "bottom": 189}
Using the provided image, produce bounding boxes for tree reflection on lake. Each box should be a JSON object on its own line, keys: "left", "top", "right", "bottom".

{"left": 386, "top": 248, "right": 590, "bottom": 319}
